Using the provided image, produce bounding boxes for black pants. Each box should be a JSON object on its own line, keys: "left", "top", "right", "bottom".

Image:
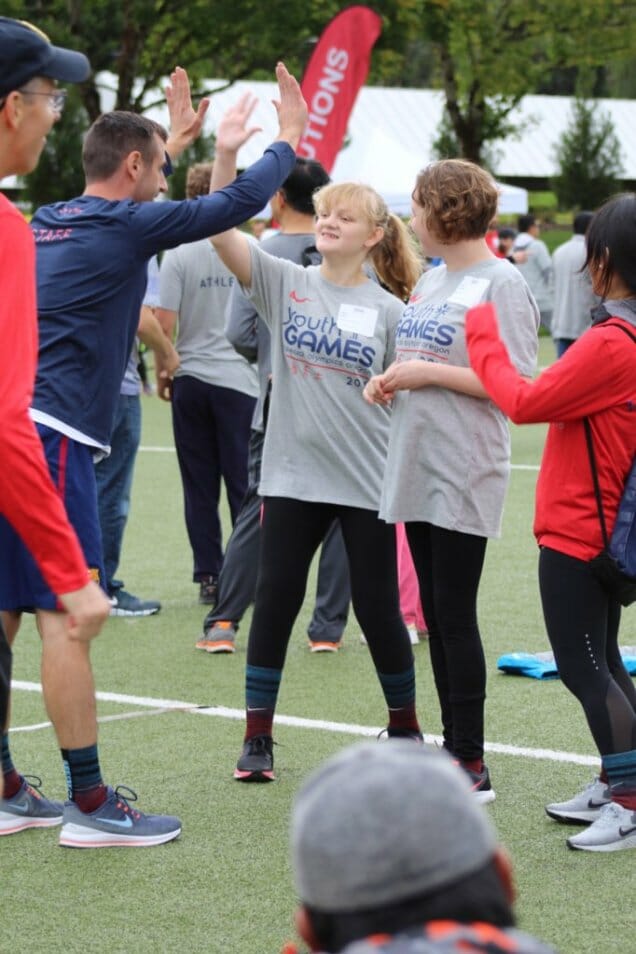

{"left": 248, "top": 497, "right": 412, "bottom": 675}
{"left": 406, "top": 522, "right": 488, "bottom": 761}
{"left": 539, "top": 547, "right": 636, "bottom": 756}
{"left": 0, "top": 617, "right": 11, "bottom": 732}
{"left": 171, "top": 375, "right": 255, "bottom": 581}
{"left": 204, "top": 430, "right": 351, "bottom": 639}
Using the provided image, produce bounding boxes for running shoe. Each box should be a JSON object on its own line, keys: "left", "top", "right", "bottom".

{"left": 567, "top": 802, "right": 636, "bottom": 852}
{"left": 198, "top": 575, "right": 218, "bottom": 606}
{"left": 545, "top": 776, "right": 611, "bottom": 824}
{"left": 110, "top": 590, "right": 161, "bottom": 617}
{"left": 195, "top": 620, "right": 237, "bottom": 653}
{"left": 308, "top": 640, "right": 340, "bottom": 653}
{"left": 59, "top": 785, "right": 181, "bottom": 848}
{"left": 234, "top": 735, "right": 275, "bottom": 782}
{"left": 0, "top": 776, "right": 64, "bottom": 835}
{"left": 461, "top": 763, "right": 496, "bottom": 804}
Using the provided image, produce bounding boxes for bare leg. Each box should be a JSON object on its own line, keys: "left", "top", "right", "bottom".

{"left": 37, "top": 609, "right": 97, "bottom": 749}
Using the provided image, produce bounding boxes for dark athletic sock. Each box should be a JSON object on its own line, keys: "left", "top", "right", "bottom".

{"left": 1, "top": 733, "right": 22, "bottom": 798}
{"left": 603, "top": 748, "right": 636, "bottom": 811}
{"left": 245, "top": 664, "right": 282, "bottom": 740}
{"left": 61, "top": 744, "right": 107, "bottom": 813}
{"left": 379, "top": 667, "right": 420, "bottom": 734}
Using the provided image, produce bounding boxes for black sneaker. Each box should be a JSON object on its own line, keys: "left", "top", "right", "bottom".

{"left": 198, "top": 575, "right": 218, "bottom": 606}
{"left": 461, "top": 763, "right": 496, "bottom": 804}
{"left": 234, "top": 735, "right": 275, "bottom": 782}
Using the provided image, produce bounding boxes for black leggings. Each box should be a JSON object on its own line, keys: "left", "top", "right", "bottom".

{"left": 406, "top": 522, "right": 488, "bottom": 761}
{"left": 539, "top": 547, "right": 636, "bottom": 756}
{"left": 0, "top": 617, "right": 11, "bottom": 732}
{"left": 248, "top": 497, "right": 412, "bottom": 675}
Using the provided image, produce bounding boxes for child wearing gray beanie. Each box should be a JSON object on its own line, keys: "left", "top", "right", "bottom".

{"left": 288, "top": 742, "right": 556, "bottom": 954}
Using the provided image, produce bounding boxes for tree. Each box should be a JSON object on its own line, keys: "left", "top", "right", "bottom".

{"left": 391, "top": 0, "right": 636, "bottom": 166}
{"left": 552, "top": 97, "right": 624, "bottom": 210}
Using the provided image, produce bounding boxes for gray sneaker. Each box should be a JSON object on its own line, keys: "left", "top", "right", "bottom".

{"left": 59, "top": 785, "right": 181, "bottom": 848}
{"left": 545, "top": 776, "right": 611, "bottom": 824}
{"left": 110, "top": 590, "right": 161, "bottom": 617}
{"left": 0, "top": 776, "right": 64, "bottom": 835}
{"left": 567, "top": 802, "right": 636, "bottom": 852}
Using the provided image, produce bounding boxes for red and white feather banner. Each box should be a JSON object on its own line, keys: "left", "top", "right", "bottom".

{"left": 298, "top": 5, "right": 382, "bottom": 172}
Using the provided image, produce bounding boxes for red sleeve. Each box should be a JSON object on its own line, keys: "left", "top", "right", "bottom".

{"left": 0, "top": 202, "right": 89, "bottom": 595}
{"left": 466, "top": 302, "right": 636, "bottom": 423}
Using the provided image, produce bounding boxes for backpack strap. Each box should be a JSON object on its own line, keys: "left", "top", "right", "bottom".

{"left": 585, "top": 319, "right": 635, "bottom": 547}
{"left": 598, "top": 320, "right": 636, "bottom": 344}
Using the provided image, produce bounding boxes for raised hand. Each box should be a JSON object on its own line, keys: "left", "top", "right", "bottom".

{"left": 272, "top": 62, "right": 307, "bottom": 149}
{"left": 215, "top": 91, "right": 262, "bottom": 155}
{"left": 165, "top": 66, "right": 210, "bottom": 159}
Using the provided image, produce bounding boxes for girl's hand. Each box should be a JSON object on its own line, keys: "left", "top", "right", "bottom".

{"left": 216, "top": 91, "right": 262, "bottom": 155}
{"left": 381, "top": 359, "right": 435, "bottom": 393}
{"left": 363, "top": 374, "right": 394, "bottom": 405}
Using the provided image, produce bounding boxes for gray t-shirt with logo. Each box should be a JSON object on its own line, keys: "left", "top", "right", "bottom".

{"left": 159, "top": 238, "right": 258, "bottom": 397}
{"left": 243, "top": 242, "right": 403, "bottom": 510}
{"left": 380, "top": 257, "right": 539, "bottom": 537}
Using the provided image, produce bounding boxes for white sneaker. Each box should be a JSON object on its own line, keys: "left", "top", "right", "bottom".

{"left": 360, "top": 627, "right": 421, "bottom": 647}
{"left": 545, "top": 777, "right": 611, "bottom": 824}
{"left": 567, "top": 801, "right": 636, "bottom": 852}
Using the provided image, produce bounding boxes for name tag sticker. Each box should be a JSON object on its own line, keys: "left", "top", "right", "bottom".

{"left": 447, "top": 276, "right": 491, "bottom": 308}
{"left": 337, "top": 303, "right": 378, "bottom": 337}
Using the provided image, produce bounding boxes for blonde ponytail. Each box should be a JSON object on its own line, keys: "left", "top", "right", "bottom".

{"left": 369, "top": 213, "right": 422, "bottom": 302}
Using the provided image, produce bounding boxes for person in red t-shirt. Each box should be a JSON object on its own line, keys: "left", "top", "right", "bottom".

{"left": 0, "top": 17, "right": 110, "bottom": 815}
{"left": 466, "top": 193, "right": 636, "bottom": 853}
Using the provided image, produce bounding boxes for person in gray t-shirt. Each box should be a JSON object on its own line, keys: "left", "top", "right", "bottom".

{"left": 210, "top": 163, "right": 423, "bottom": 780}
{"left": 197, "top": 159, "right": 352, "bottom": 655}
{"left": 365, "top": 160, "right": 539, "bottom": 802}
{"left": 157, "top": 163, "right": 258, "bottom": 606}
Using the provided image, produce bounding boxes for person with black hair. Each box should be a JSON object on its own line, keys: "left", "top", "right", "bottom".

{"left": 286, "top": 742, "right": 556, "bottom": 953}
{"left": 156, "top": 162, "right": 259, "bottom": 608}
{"left": 195, "top": 157, "right": 352, "bottom": 654}
{"left": 467, "top": 192, "right": 636, "bottom": 853}
{"left": 512, "top": 214, "right": 553, "bottom": 331}
{"left": 551, "top": 210, "right": 599, "bottom": 357}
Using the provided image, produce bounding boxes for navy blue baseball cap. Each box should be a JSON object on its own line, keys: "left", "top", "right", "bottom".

{"left": 0, "top": 18, "right": 90, "bottom": 97}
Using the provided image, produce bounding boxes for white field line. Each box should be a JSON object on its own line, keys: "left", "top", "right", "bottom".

{"left": 139, "top": 445, "right": 542, "bottom": 472}
{"left": 12, "top": 680, "right": 598, "bottom": 767}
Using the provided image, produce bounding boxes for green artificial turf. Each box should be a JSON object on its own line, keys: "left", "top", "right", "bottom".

{"left": 4, "top": 338, "right": 635, "bottom": 953}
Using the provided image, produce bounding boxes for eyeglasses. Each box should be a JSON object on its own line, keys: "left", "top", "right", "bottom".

{"left": 18, "top": 88, "right": 68, "bottom": 114}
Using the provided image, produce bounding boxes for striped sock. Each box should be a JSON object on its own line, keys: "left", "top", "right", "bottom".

{"left": 378, "top": 667, "right": 420, "bottom": 734}
{"left": 245, "top": 664, "right": 282, "bottom": 740}
{"left": 603, "top": 748, "right": 636, "bottom": 811}
{"left": 61, "top": 744, "right": 107, "bottom": 813}
{"left": 1, "top": 733, "right": 22, "bottom": 798}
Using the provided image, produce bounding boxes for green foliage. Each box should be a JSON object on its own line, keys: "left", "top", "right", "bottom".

{"left": 552, "top": 97, "right": 625, "bottom": 211}
{"left": 386, "top": 0, "right": 636, "bottom": 166}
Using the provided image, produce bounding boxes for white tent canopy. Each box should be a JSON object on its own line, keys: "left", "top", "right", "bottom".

{"left": 330, "top": 126, "right": 527, "bottom": 214}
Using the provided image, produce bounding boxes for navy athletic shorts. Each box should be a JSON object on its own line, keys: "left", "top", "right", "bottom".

{"left": 0, "top": 424, "right": 105, "bottom": 611}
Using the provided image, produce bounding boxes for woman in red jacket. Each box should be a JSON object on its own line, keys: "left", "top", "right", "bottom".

{"left": 466, "top": 193, "right": 636, "bottom": 853}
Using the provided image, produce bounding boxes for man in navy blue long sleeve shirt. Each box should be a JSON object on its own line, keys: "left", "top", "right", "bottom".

{"left": 0, "top": 63, "right": 306, "bottom": 848}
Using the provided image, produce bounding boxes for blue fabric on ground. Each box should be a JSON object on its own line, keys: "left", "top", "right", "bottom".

{"left": 497, "top": 647, "right": 636, "bottom": 679}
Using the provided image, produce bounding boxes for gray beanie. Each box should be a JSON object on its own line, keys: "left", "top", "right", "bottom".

{"left": 291, "top": 742, "right": 498, "bottom": 913}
